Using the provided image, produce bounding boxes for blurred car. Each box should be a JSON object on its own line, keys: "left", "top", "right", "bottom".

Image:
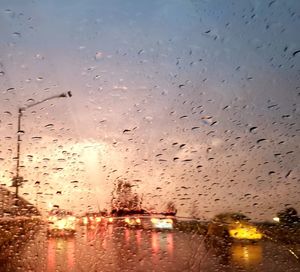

{"left": 81, "top": 212, "right": 107, "bottom": 226}
{"left": 124, "top": 216, "right": 142, "bottom": 228}
{"left": 206, "top": 213, "right": 263, "bottom": 246}
{"left": 149, "top": 216, "right": 174, "bottom": 230}
{"left": 47, "top": 209, "right": 76, "bottom": 235}
{"left": 106, "top": 216, "right": 114, "bottom": 224}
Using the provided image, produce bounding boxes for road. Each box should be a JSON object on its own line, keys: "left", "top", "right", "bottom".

{"left": 0, "top": 223, "right": 299, "bottom": 272}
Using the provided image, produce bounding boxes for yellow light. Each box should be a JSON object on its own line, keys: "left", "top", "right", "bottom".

{"left": 83, "top": 217, "right": 88, "bottom": 225}
{"left": 136, "top": 218, "right": 141, "bottom": 224}
{"left": 96, "top": 217, "right": 101, "bottom": 222}
{"left": 108, "top": 217, "right": 113, "bottom": 223}
{"left": 57, "top": 219, "right": 67, "bottom": 230}
{"left": 48, "top": 216, "right": 57, "bottom": 222}
{"left": 273, "top": 217, "right": 280, "bottom": 223}
{"left": 125, "top": 218, "right": 130, "bottom": 223}
{"left": 229, "top": 226, "right": 263, "bottom": 240}
{"left": 151, "top": 218, "right": 158, "bottom": 224}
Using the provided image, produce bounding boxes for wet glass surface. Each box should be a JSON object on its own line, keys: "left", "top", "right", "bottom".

{"left": 0, "top": 0, "right": 299, "bottom": 271}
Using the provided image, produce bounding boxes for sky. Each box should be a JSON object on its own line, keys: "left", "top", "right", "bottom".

{"left": 0, "top": 0, "right": 299, "bottom": 220}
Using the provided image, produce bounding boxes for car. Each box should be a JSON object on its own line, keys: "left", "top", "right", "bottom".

{"left": 47, "top": 209, "right": 76, "bottom": 236}
{"left": 150, "top": 216, "right": 174, "bottom": 230}
{"left": 81, "top": 212, "right": 107, "bottom": 226}
{"left": 205, "top": 213, "right": 263, "bottom": 247}
{"left": 124, "top": 216, "right": 142, "bottom": 228}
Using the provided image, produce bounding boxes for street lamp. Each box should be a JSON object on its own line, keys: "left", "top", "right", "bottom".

{"left": 12, "top": 91, "right": 72, "bottom": 198}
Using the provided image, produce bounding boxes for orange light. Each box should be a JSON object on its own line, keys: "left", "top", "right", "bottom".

{"left": 229, "top": 226, "right": 263, "bottom": 240}
{"left": 136, "top": 218, "right": 141, "bottom": 224}
{"left": 125, "top": 217, "right": 130, "bottom": 223}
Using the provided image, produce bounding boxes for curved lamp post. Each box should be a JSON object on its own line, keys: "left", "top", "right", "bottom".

{"left": 12, "top": 91, "right": 72, "bottom": 198}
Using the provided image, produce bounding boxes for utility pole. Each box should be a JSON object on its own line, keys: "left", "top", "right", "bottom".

{"left": 12, "top": 92, "right": 72, "bottom": 199}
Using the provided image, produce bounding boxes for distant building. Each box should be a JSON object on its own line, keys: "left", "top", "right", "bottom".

{"left": 0, "top": 186, "right": 40, "bottom": 217}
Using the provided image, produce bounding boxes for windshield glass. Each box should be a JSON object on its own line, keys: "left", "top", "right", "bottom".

{"left": 0, "top": 1, "right": 299, "bottom": 271}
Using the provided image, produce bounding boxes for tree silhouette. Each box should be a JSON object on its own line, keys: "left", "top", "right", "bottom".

{"left": 164, "top": 201, "right": 177, "bottom": 215}
{"left": 111, "top": 180, "right": 141, "bottom": 214}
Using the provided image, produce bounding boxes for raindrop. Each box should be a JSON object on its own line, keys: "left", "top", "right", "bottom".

{"left": 249, "top": 126, "right": 257, "bottom": 133}
{"left": 32, "top": 136, "right": 42, "bottom": 140}
{"left": 45, "top": 124, "right": 54, "bottom": 128}
{"left": 256, "top": 138, "right": 266, "bottom": 144}
{"left": 292, "top": 50, "right": 300, "bottom": 57}
{"left": 285, "top": 170, "right": 292, "bottom": 178}
{"left": 95, "top": 51, "right": 103, "bottom": 60}
{"left": 12, "top": 32, "right": 21, "bottom": 37}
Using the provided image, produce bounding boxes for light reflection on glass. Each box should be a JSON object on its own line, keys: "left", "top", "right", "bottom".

{"left": 231, "top": 244, "right": 263, "bottom": 267}
{"left": 107, "top": 224, "right": 113, "bottom": 236}
{"left": 47, "top": 237, "right": 76, "bottom": 272}
{"left": 125, "top": 228, "right": 130, "bottom": 244}
{"left": 136, "top": 229, "right": 142, "bottom": 246}
{"left": 47, "top": 238, "right": 56, "bottom": 272}
{"left": 151, "top": 232, "right": 159, "bottom": 253}
{"left": 167, "top": 233, "right": 174, "bottom": 256}
{"left": 67, "top": 239, "right": 75, "bottom": 270}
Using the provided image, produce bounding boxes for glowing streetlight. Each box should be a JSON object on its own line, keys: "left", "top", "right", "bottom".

{"left": 12, "top": 92, "right": 72, "bottom": 198}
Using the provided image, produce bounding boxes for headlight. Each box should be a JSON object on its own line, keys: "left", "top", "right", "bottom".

{"left": 151, "top": 218, "right": 158, "bottom": 224}
{"left": 48, "top": 216, "right": 57, "bottom": 222}
{"left": 229, "top": 226, "right": 262, "bottom": 240}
